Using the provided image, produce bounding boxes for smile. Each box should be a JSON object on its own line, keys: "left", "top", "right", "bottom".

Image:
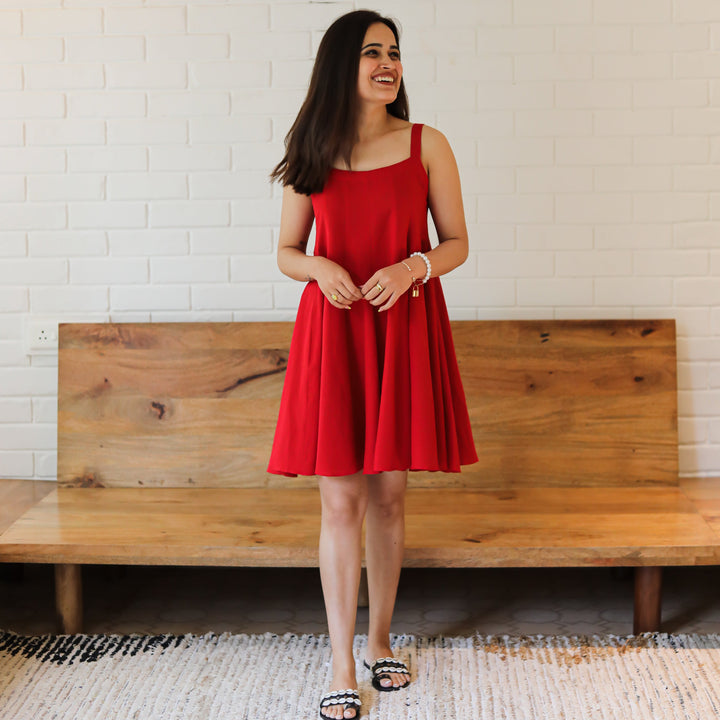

{"left": 372, "top": 75, "right": 395, "bottom": 84}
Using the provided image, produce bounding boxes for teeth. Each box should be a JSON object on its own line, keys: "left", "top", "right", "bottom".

{"left": 373, "top": 76, "right": 394, "bottom": 83}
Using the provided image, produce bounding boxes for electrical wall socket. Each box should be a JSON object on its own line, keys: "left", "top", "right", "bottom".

{"left": 25, "top": 318, "right": 60, "bottom": 355}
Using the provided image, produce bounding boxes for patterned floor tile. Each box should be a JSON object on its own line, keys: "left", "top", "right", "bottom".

{"left": 2, "top": 564, "right": 720, "bottom": 637}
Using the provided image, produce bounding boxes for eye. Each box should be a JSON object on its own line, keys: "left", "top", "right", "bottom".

{"left": 363, "top": 49, "right": 378, "bottom": 57}
{"left": 390, "top": 51, "right": 401, "bottom": 60}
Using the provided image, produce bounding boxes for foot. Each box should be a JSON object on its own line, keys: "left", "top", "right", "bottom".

{"left": 319, "top": 688, "right": 360, "bottom": 720}
{"left": 364, "top": 645, "right": 410, "bottom": 690}
{"left": 320, "top": 668, "right": 360, "bottom": 720}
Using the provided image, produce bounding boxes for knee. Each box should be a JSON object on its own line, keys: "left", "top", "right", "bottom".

{"left": 369, "top": 492, "right": 405, "bottom": 521}
{"left": 367, "top": 471, "right": 406, "bottom": 521}
{"left": 321, "top": 489, "right": 367, "bottom": 529}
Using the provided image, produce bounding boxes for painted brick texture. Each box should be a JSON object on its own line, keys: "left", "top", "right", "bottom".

{"left": 1, "top": 0, "right": 718, "bottom": 479}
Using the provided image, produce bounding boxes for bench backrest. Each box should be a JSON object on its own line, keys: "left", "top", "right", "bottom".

{"left": 57, "top": 319, "right": 678, "bottom": 489}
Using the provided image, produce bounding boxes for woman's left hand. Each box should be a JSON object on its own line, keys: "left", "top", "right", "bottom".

{"left": 361, "top": 263, "right": 414, "bottom": 312}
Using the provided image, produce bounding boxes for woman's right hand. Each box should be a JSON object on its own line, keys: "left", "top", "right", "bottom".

{"left": 311, "top": 257, "right": 363, "bottom": 309}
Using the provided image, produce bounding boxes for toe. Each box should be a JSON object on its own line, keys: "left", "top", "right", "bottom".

{"left": 395, "top": 672, "right": 409, "bottom": 687}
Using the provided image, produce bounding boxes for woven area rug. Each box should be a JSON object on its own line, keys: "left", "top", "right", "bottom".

{"left": 2, "top": 630, "right": 720, "bottom": 720}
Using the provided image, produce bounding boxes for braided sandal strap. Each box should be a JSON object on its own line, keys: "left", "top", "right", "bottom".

{"left": 370, "top": 657, "right": 409, "bottom": 676}
{"left": 320, "top": 689, "right": 361, "bottom": 708}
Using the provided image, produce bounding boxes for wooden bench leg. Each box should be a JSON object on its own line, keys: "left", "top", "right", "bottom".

{"left": 358, "top": 567, "right": 369, "bottom": 608}
{"left": 55, "top": 563, "right": 83, "bottom": 635}
{"left": 634, "top": 566, "right": 662, "bottom": 634}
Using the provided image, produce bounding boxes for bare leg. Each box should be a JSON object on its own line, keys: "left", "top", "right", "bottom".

{"left": 318, "top": 472, "right": 368, "bottom": 719}
{"left": 363, "top": 470, "right": 410, "bottom": 688}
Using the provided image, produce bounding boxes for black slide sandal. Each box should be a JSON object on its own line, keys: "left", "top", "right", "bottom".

{"left": 319, "top": 688, "right": 361, "bottom": 719}
{"left": 363, "top": 657, "right": 411, "bottom": 692}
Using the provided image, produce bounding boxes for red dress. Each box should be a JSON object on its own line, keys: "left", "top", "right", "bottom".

{"left": 267, "top": 123, "right": 478, "bottom": 477}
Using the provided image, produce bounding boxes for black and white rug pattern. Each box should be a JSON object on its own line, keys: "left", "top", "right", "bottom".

{"left": 2, "top": 630, "right": 720, "bottom": 719}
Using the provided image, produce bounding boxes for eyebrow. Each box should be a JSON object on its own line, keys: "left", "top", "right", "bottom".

{"left": 361, "top": 42, "right": 400, "bottom": 51}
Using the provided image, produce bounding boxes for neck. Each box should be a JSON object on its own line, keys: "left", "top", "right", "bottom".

{"left": 356, "top": 104, "right": 392, "bottom": 143}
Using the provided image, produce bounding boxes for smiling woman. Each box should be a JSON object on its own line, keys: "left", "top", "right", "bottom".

{"left": 267, "top": 10, "right": 477, "bottom": 720}
{"left": 357, "top": 29, "right": 402, "bottom": 102}
{"left": 270, "top": 12, "right": 409, "bottom": 194}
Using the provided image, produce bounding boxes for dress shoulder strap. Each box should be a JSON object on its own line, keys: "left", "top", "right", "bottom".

{"left": 410, "top": 123, "right": 424, "bottom": 160}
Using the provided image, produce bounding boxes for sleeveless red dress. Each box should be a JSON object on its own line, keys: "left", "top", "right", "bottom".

{"left": 267, "top": 123, "right": 478, "bottom": 477}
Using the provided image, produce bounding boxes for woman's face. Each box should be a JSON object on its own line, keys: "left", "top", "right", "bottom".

{"left": 357, "top": 22, "right": 403, "bottom": 106}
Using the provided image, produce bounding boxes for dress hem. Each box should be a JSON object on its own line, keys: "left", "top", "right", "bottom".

{"left": 266, "top": 459, "right": 479, "bottom": 479}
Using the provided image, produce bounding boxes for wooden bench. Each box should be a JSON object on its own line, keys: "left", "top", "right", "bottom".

{"left": 2, "top": 318, "right": 719, "bottom": 636}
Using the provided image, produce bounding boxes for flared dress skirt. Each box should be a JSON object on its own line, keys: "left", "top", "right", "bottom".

{"left": 267, "top": 123, "right": 478, "bottom": 477}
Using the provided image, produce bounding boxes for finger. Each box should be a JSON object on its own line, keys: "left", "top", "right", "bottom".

{"left": 363, "top": 287, "right": 380, "bottom": 303}
{"left": 325, "top": 290, "right": 351, "bottom": 309}
{"left": 367, "top": 286, "right": 390, "bottom": 306}
{"left": 339, "top": 278, "right": 363, "bottom": 301}
{"left": 377, "top": 291, "right": 400, "bottom": 312}
{"left": 330, "top": 289, "right": 352, "bottom": 306}
{"left": 360, "top": 275, "right": 381, "bottom": 296}
{"left": 366, "top": 280, "right": 390, "bottom": 302}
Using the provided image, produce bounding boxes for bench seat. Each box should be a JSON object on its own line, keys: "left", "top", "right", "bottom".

{"left": 1, "top": 486, "right": 719, "bottom": 568}
{"left": 0, "top": 479, "right": 54, "bottom": 536}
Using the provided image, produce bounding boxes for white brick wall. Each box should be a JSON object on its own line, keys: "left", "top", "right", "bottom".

{"left": 1, "top": 0, "right": 719, "bottom": 480}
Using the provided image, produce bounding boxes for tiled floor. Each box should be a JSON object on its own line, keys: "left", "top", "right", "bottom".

{"left": 2, "top": 563, "right": 720, "bottom": 638}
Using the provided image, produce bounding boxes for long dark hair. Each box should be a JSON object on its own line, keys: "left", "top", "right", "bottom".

{"left": 270, "top": 10, "right": 409, "bottom": 195}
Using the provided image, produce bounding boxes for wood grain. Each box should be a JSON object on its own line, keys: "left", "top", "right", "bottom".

{"left": 1, "top": 486, "right": 718, "bottom": 568}
{"left": 0, "top": 479, "right": 55, "bottom": 534}
{"left": 57, "top": 319, "right": 678, "bottom": 488}
{"left": 679, "top": 477, "right": 720, "bottom": 538}
{"left": 58, "top": 323, "right": 291, "bottom": 488}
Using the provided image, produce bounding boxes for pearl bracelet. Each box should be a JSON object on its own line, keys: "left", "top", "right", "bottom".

{"left": 407, "top": 251, "right": 431, "bottom": 298}
{"left": 410, "top": 251, "right": 431, "bottom": 284}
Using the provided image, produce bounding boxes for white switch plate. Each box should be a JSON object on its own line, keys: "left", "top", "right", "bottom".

{"left": 25, "top": 318, "right": 60, "bottom": 355}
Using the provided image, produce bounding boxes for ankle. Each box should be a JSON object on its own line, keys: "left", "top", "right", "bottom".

{"left": 366, "top": 636, "right": 392, "bottom": 655}
{"left": 366, "top": 649, "right": 393, "bottom": 663}
{"left": 331, "top": 661, "right": 357, "bottom": 686}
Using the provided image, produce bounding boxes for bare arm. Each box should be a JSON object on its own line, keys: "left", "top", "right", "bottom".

{"left": 362, "top": 125, "right": 469, "bottom": 311}
{"left": 277, "top": 184, "right": 362, "bottom": 309}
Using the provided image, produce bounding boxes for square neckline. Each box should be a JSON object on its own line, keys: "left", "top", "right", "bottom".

{"left": 331, "top": 155, "right": 414, "bottom": 174}
{"left": 330, "top": 123, "right": 423, "bottom": 174}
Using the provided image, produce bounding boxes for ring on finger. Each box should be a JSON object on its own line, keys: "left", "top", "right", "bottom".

{"left": 375, "top": 282, "right": 383, "bottom": 292}
{"left": 331, "top": 293, "right": 339, "bottom": 301}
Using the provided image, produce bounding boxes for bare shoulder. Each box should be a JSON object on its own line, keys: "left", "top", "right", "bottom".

{"left": 420, "top": 125, "right": 453, "bottom": 157}
{"left": 419, "top": 125, "right": 456, "bottom": 173}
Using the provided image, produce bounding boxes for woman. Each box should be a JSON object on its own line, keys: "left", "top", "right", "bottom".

{"left": 267, "top": 10, "right": 478, "bottom": 719}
